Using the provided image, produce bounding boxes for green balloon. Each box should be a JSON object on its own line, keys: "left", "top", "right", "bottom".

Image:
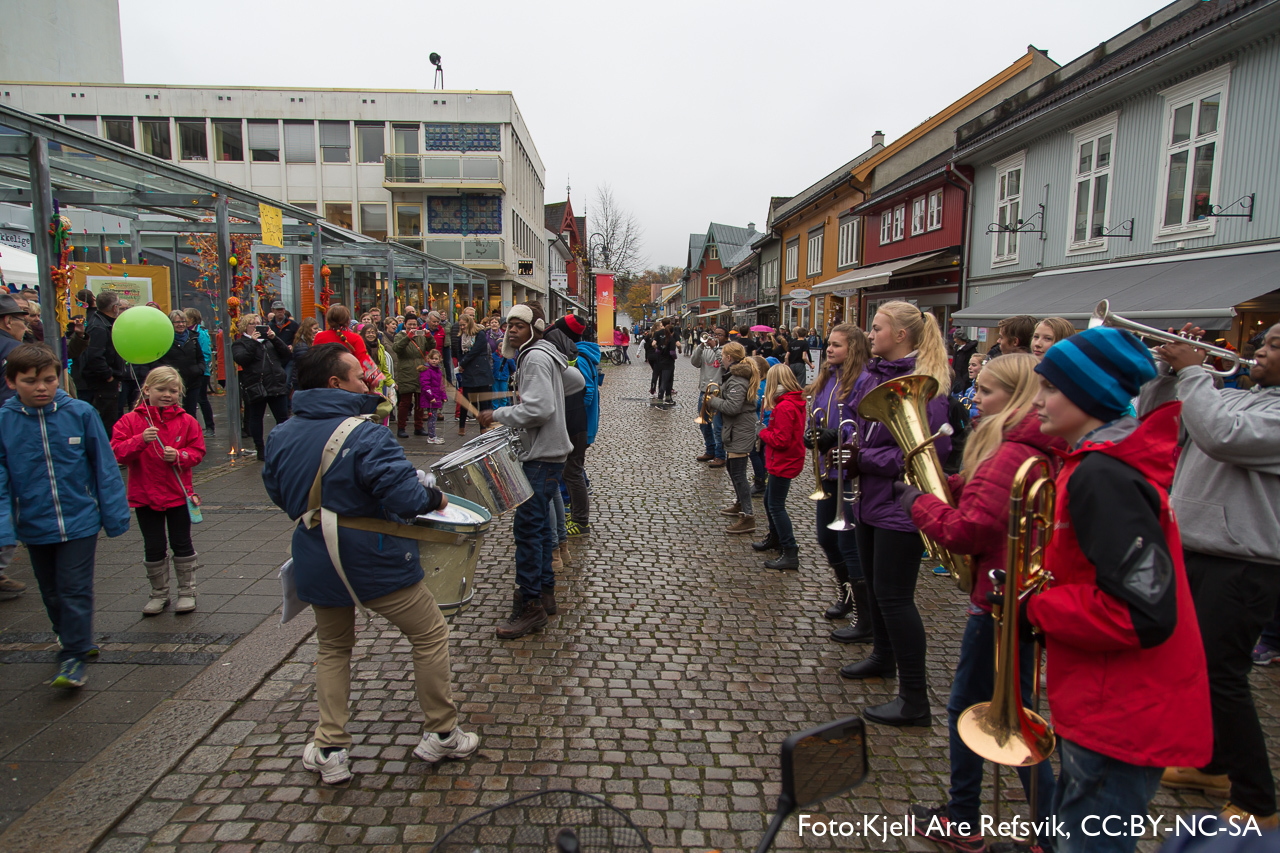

{"left": 113, "top": 305, "right": 175, "bottom": 365}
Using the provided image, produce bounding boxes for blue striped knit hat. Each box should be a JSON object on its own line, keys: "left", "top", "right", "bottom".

{"left": 1034, "top": 326, "right": 1157, "bottom": 421}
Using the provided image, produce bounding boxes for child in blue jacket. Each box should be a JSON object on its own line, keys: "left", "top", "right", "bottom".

{"left": 0, "top": 344, "right": 129, "bottom": 688}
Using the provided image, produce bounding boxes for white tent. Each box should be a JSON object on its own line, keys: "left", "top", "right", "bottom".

{"left": 0, "top": 244, "right": 40, "bottom": 290}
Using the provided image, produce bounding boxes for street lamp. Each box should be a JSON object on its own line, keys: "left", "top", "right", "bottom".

{"left": 587, "top": 232, "right": 609, "bottom": 332}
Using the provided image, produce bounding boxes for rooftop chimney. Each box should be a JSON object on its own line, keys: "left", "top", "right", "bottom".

{"left": 872, "top": 130, "right": 885, "bottom": 148}
{"left": 747, "top": 222, "right": 756, "bottom": 232}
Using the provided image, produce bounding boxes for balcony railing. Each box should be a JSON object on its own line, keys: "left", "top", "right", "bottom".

{"left": 392, "top": 235, "right": 505, "bottom": 265}
{"left": 384, "top": 155, "right": 504, "bottom": 184}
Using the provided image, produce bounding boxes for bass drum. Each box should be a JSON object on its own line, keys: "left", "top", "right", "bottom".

{"left": 414, "top": 495, "right": 491, "bottom": 618}
{"left": 432, "top": 428, "right": 531, "bottom": 515}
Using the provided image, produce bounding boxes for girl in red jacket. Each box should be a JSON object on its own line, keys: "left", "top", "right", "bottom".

{"left": 757, "top": 364, "right": 807, "bottom": 570}
{"left": 899, "top": 353, "right": 1064, "bottom": 852}
{"left": 111, "top": 366, "right": 206, "bottom": 615}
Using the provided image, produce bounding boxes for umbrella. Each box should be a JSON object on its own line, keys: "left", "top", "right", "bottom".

{"left": 750, "top": 324, "right": 773, "bottom": 332}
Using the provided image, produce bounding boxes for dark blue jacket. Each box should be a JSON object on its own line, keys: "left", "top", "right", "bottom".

{"left": 261, "top": 388, "right": 443, "bottom": 607}
{"left": 0, "top": 390, "right": 130, "bottom": 547}
{"left": 457, "top": 331, "right": 494, "bottom": 388}
{"left": 0, "top": 329, "right": 21, "bottom": 406}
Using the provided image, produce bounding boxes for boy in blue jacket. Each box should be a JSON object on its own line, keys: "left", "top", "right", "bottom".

{"left": 0, "top": 344, "right": 130, "bottom": 688}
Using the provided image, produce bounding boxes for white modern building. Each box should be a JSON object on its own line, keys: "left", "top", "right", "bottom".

{"left": 0, "top": 81, "right": 548, "bottom": 313}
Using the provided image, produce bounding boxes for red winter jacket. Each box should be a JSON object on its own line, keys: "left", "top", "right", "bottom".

{"left": 759, "top": 390, "right": 806, "bottom": 478}
{"left": 1026, "top": 402, "right": 1212, "bottom": 768}
{"left": 111, "top": 404, "right": 206, "bottom": 510}
{"left": 911, "top": 413, "right": 1066, "bottom": 613}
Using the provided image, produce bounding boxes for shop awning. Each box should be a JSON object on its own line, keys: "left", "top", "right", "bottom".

{"left": 700, "top": 306, "right": 732, "bottom": 319}
{"left": 0, "top": 245, "right": 40, "bottom": 289}
{"left": 811, "top": 251, "right": 951, "bottom": 295}
{"left": 954, "top": 245, "right": 1280, "bottom": 330}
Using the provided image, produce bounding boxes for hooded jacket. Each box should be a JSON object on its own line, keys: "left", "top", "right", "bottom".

{"left": 0, "top": 328, "right": 21, "bottom": 406}
{"left": 851, "top": 355, "right": 952, "bottom": 532}
{"left": 690, "top": 342, "right": 723, "bottom": 392}
{"left": 159, "top": 331, "right": 207, "bottom": 393}
{"left": 232, "top": 334, "right": 290, "bottom": 401}
{"left": 544, "top": 328, "right": 587, "bottom": 436}
{"left": 759, "top": 390, "right": 806, "bottom": 478}
{"left": 810, "top": 366, "right": 858, "bottom": 480}
{"left": 911, "top": 413, "right": 1066, "bottom": 612}
{"left": 0, "top": 389, "right": 130, "bottom": 547}
{"left": 457, "top": 328, "right": 495, "bottom": 388}
{"left": 261, "top": 388, "right": 443, "bottom": 608}
{"left": 111, "top": 403, "right": 206, "bottom": 510}
{"left": 706, "top": 360, "right": 759, "bottom": 455}
{"left": 392, "top": 330, "right": 435, "bottom": 393}
{"left": 417, "top": 362, "right": 448, "bottom": 409}
{"left": 1138, "top": 364, "right": 1280, "bottom": 564}
{"left": 493, "top": 337, "right": 577, "bottom": 463}
{"left": 575, "top": 341, "right": 603, "bottom": 445}
{"left": 1025, "top": 403, "right": 1212, "bottom": 768}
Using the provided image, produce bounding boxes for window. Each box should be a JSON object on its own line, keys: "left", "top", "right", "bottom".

{"left": 319, "top": 121, "right": 350, "bottom": 163}
{"left": 360, "top": 203, "right": 387, "bottom": 240}
{"left": 64, "top": 116, "right": 97, "bottom": 136}
{"left": 708, "top": 245, "right": 719, "bottom": 261}
{"left": 396, "top": 204, "right": 422, "bottom": 235}
{"left": 1156, "top": 67, "right": 1230, "bottom": 238}
{"left": 1068, "top": 114, "right": 1118, "bottom": 251}
{"left": 357, "top": 124, "right": 384, "bottom": 163}
{"left": 892, "top": 204, "right": 905, "bottom": 241}
{"left": 103, "top": 117, "right": 133, "bottom": 148}
{"left": 880, "top": 210, "right": 893, "bottom": 245}
{"left": 927, "top": 189, "right": 943, "bottom": 231}
{"left": 911, "top": 197, "right": 927, "bottom": 236}
{"left": 760, "top": 258, "right": 779, "bottom": 295}
{"left": 707, "top": 275, "right": 719, "bottom": 298}
{"left": 291, "top": 202, "right": 317, "bottom": 213}
{"left": 393, "top": 124, "right": 419, "bottom": 154}
{"left": 837, "top": 217, "right": 859, "bottom": 268}
{"left": 247, "top": 121, "right": 279, "bottom": 162}
{"left": 284, "top": 122, "right": 315, "bottom": 163}
{"left": 212, "top": 120, "right": 242, "bottom": 161}
{"left": 324, "top": 202, "right": 353, "bottom": 230}
{"left": 140, "top": 119, "right": 170, "bottom": 159}
{"left": 807, "top": 229, "right": 823, "bottom": 276}
{"left": 177, "top": 119, "right": 207, "bottom": 160}
{"left": 784, "top": 239, "right": 799, "bottom": 281}
{"left": 992, "top": 153, "right": 1025, "bottom": 264}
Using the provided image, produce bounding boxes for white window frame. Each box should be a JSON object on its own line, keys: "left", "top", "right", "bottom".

{"left": 837, "top": 217, "right": 859, "bottom": 268}
{"left": 806, "top": 230, "right": 823, "bottom": 276}
{"left": 784, "top": 241, "right": 799, "bottom": 282}
{"left": 1066, "top": 112, "right": 1119, "bottom": 255}
{"left": 892, "top": 204, "right": 905, "bottom": 241}
{"left": 1153, "top": 65, "right": 1231, "bottom": 242}
{"left": 911, "top": 196, "right": 927, "bottom": 236}
{"left": 991, "top": 151, "right": 1026, "bottom": 266}
{"left": 708, "top": 244, "right": 719, "bottom": 261}
{"left": 927, "top": 189, "right": 943, "bottom": 231}
{"left": 707, "top": 275, "right": 719, "bottom": 298}
{"left": 879, "top": 211, "right": 893, "bottom": 245}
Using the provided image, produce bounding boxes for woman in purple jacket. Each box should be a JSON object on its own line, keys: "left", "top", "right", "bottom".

{"left": 841, "top": 301, "right": 953, "bottom": 729}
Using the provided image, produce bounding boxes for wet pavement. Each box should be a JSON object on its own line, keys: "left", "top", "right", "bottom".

{"left": 3, "top": 359, "right": 1279, "bottom": 851}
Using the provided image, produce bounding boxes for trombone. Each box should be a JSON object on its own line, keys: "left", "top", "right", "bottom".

{"left": 694, "top": 383, "right": 721, "bottom": 426}
{"left": 806, "top": 403, "right": 830, "bottom": 501}
{"left": 1090, "top": 299, "right": 1256, "bottom": 377}
{"left": 826, "top": 417, "right": 860, "bottom": 531}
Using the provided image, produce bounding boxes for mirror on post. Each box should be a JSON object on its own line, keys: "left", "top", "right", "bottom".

{"left": 754, "top": 716, "right": 868, "bottom": 853}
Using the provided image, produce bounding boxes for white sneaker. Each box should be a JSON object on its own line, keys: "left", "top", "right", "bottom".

{"left": 413, "top": 727, "right": 480, "bottom": 763}
{"left": 302, "top": 742, "right": 352, "bottom": 784}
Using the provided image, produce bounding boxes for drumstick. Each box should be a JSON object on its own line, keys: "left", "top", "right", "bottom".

{"left": 454, "top": 387, "right": 483, "bottom": 420}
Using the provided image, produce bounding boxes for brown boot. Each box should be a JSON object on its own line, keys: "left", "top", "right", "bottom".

{"left": 558, "top": 541, "right": 573, "bottom": 566}
{"left": 719, "top": 501, "right": 742, "bottom": 517}
{"left": 1222, "top": 804, "right": 1279, "bottom": 830}
{"left": 725, "top": 514, "right": 756, "bottom": 535}
{"left": 552, "top": 547, "right": 564, "bottom": 571}
{"left": 707, "top": 458, "right": 726, "bottom": 469}
{"left": 541, "top": 588, "right": 558, "bottom": 616}
{"left": 496, "top": 592, "right": 548, "bottom": 640}
{"left": 1162, "top": 766, "right": 1231, "bottom": 797}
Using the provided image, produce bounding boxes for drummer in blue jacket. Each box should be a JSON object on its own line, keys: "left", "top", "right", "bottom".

{"left": 261, "top": 342, "right": 479, "bottom": 785}
{"left": 0, "top": 343, "right": 130, "bottom": 690}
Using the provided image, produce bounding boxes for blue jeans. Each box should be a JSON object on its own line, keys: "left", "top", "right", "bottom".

{"left": 763, "top": 475, "right": 795, "bottom": 548}
{"left": 947, "top": 613, "right": 1056, "bottom": 844}
{"left": 549, "top": 474, "right": 567, "bottom": 546}
{"left": 749, "top": 447, "right": 766, "bottom": 483}
{"left": 27, "top": 536, "right": 98, "bottom": 662}
{"left": 698, "top": 399, "right": 725, "bottom": 459}
{"left": 814, "top": 481, "right": 862, "bottom": 582}
{"left": 1054, "top": 738, "right": 1162, "bottom": 853}
{"left": 515, "top": 461, "right": 563, "bottom": 600}
{"left": 492, "top": 378, "right": 510, "bottom": 408}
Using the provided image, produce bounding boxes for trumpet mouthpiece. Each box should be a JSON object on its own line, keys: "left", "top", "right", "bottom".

{"left": 939, "top": 424, "right": 954, "bottom": 437}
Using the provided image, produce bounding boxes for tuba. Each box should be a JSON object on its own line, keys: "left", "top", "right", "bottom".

{"left": 694, "top": 383, "right": 721, "bottom": 425}
{"left": 857, "top": 374, "right": 972, "bottom": 592}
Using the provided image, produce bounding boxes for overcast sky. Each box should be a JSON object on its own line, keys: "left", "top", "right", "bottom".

{"left": 120, "top": 0, "right": 1170, "bottom": 270}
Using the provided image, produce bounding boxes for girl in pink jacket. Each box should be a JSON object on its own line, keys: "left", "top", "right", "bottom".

{"left": 418, "top": 349, "right": 448, "bottom": 444}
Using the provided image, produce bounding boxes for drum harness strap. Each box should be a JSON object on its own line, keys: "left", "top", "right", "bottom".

{"left": 299, "top": 416, "right": 469, "bottom": 623}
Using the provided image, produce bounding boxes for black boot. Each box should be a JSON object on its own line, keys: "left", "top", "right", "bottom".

{"left": 839, "top": 654, "right": 896, "bottom": 680}
{"left": 824, "top": 562, "right": 853, "bottom": 619}
{"left": 864, "top": 696, "right": 931, "bottom": 727}
{"left": 751, "top": 530, "right": 781, "bottom": 552}
{"left": 830, "top": 581, "right": 873, "bottom": 643}
{"left": 764, "top": 546, "right": 799, "bottom": 571}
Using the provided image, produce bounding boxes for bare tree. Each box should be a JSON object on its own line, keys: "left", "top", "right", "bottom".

{"left": 588, "top": 184, "right": 645, "bottom": 275}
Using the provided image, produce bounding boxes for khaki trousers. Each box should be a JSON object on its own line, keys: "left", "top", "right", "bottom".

{"left": 312, "top": 581, "right": 458, "bottom": 749}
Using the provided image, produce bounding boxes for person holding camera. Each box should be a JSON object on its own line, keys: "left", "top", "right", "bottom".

{"left": 392, "top": 315, "right": 435, "bottom": 438}
{"left": 232, "top": 313, "right": 290, "bottom": 460}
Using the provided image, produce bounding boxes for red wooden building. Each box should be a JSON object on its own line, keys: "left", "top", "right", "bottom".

{"left": 545, "top": 197, "right": 587, "bottom": 296}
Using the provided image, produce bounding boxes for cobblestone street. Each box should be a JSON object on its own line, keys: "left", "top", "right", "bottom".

{"left": 5, "top": 358, "right": 1280, "bottom": 852}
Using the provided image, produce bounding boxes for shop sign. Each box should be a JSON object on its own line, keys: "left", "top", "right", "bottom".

{"left": 0, "top": 228, "right": 32, "bottom": 253}
{"left": 789, "top": 288, "right": 812, "bottom": 299}
{"left": 791, "top": 299, "right": 811, "bottom": 308}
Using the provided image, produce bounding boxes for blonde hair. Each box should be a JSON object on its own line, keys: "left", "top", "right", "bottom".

{"left": 805, "top": 323, "right": 871, "bottom": 402}
{"left": 1037, "top": 317, "right": 1076, "bottom": 345}
{"left": 237, "top": 314, "right": 260, "bottom": 335}
{"left": 462, "top": 314, "right": 479, "bottom": 335}
{"left": 141, "top": 365, "right": 185, "bottom": 401}
{"left": 875, "top": 301, "right": 951, "bottom": 398}
{"left": 960, "top": 353, "right": 1040, "bottom": 482}
{"left": 721, "top": 341, "right": 759, "bottom": 404}
{"left": 765, "top": 362, "right": 803, "bottom": 410}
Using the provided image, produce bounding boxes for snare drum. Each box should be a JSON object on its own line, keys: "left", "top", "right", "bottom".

{"left": 414, "top": 495, "right": 491, "bottom": 618}
{"left": 432, "top": 430, "right": 532, "bottom": 515}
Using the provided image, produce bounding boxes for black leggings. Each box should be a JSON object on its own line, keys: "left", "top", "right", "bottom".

{"left": 856, "top": 523, "right": 927, "bottom": 703}
{"left": 246, "top": 394, "right": 289, "bottom": 452}
{"left": 191, "top": 381, "right": 214, "bottom": 429}
{"left": 726, "top": 457, "right": 753, "bottom": 512}
{"left": 814, "top": 481, "right": 863, "bottom": 582}
{"left": 136, "top": 505, "right": 194, "bottom": 562}
{"left": 458, "top": 387, "right": 492, "bottom": 427}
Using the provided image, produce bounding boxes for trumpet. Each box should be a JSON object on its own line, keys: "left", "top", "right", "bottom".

{"left": 700, "top": 332, "right": 713, "bottom": 345}
{"left": 695, "top": 383, "right": 721, "bottom": 426}
{"left": 807, "top": 404, "right": 830, "bottom": 501}
{"left": 826, "top": 417, "right": 860, "bottom": 531}
{"left": 1089, "top": 299, "right": 1256, "bottom": 377}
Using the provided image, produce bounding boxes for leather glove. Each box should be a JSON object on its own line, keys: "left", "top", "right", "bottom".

{"left": 816, "top": 428, "right": 839, "bottom": 454}
{"left": 892, "top": 481, "right": 923, "bottom": 513}
{"left": 986, "top": 570, "right": 1037, "bottom": 645}
{"left": 803, "top": 426, "right": 818, "bottom": 450}
{"left": 832, "top": 444, "right": 861, "bottom": 476}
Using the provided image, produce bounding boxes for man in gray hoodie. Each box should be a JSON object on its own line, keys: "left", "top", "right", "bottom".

{"left": 691, "top": 327, "right": 727, "bottom": 467}
{"left": 479, "top": 302, "right": 584, "bottom": 639}
{"left": 1140, "top": 323, "right": 1280, "bottom": 826}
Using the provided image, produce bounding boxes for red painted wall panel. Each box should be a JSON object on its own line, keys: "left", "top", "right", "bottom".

{"left": 861, "top": 180, "right": 966, "bottom": 266}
